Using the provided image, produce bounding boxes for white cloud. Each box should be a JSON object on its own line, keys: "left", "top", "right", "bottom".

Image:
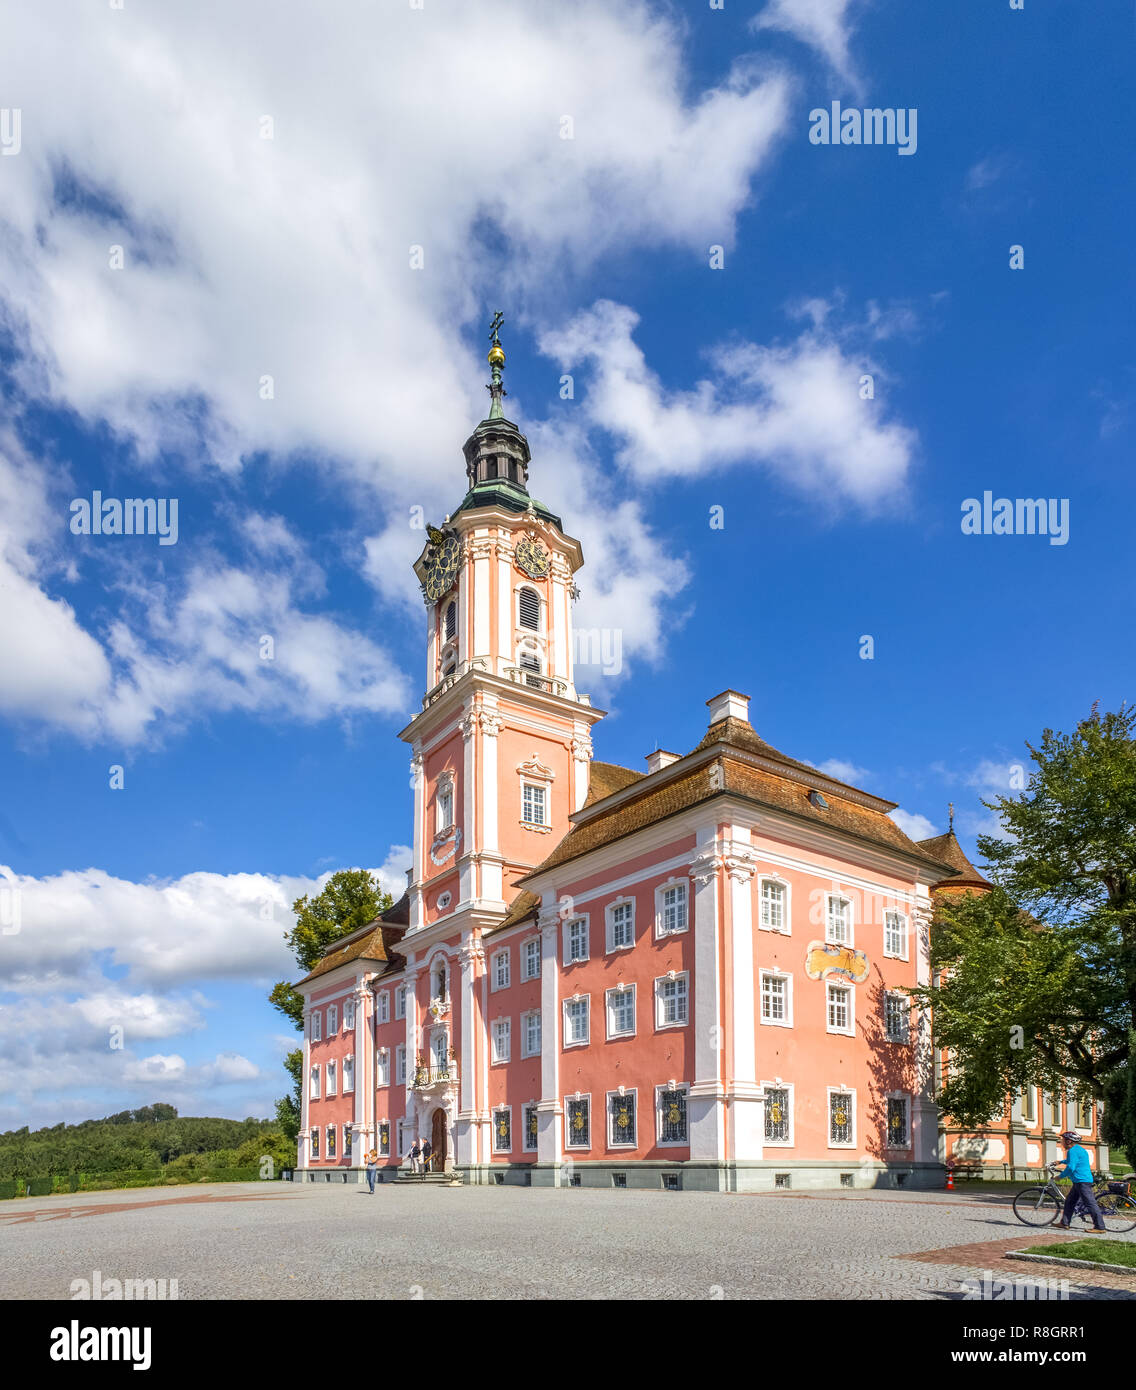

{"left": 751, "top": 0, "right": 867, "bottom": 82}
{"left": 890, "top": 808, "right": 938, "bottom": 841}
{"left": 815, "top": 758, "right": 870, "bottom": 785}
{"left": 539, "top": 300, "right": 918, "bottom": 510}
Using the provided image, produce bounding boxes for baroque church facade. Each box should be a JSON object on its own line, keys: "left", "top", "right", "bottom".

{"left": 293, "top": 327, "right": 1106, "bottom": 1190}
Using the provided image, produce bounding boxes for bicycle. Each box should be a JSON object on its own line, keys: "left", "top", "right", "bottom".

{"left": 1012, "top": 1165, "right": 1136, "bottom": 1233}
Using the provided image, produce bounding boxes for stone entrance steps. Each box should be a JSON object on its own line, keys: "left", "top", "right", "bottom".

{"left": 395, "top": 1170, "right": 462, "bottom": 1185}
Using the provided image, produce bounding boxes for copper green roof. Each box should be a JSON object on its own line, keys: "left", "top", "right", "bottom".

{"left": 450, "top": 476, "right": 561, "bottom": 528}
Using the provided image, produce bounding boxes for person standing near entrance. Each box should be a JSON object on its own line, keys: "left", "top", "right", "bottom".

{"left": 1056, "top": 1131, "right": 1106, "bottom": 1231}
{"left": 365, "top": 1149, "right": 378, "bottom": 1194}
{"left": 410, "top": 1140, "right": 421, "bottom": 1174}
{"left": 422, "top": 1139, "right": 433, "bottom": 1173}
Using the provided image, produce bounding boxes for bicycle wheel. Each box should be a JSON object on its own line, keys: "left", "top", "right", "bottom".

{"left": 1096, "top": 1194, "right": 1136, "bottom": 1234}
{"left": 1013, "top": 1185, "right": 1062, "bottom": 1226}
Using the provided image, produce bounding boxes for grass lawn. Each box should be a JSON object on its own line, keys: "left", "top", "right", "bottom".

{"left": 1024, "top": 1239, "right": 1136, "bottom": 1269}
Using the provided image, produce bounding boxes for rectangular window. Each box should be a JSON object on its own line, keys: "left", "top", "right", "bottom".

{"left": 884, "top": 910, "right": 907, "bottom": 959}
{"left": 343, "top": 1055, "right": 354, "bottom": 1093}
{"left": 326, "top": 1059, "right": 337, "bottom": 1096}
{"left": 605, "top": 985, "right": 636, "bottom": 1038}
{"left": 565, "top": 1096, "right": 590, "bottom": 1149}
{"left": 327, "top": 1003, "right": 338, "bottom": 1034}
{"left": 760, "top": 879, "right": 787, "bottom": 932}
{"left": 1077, "top": 1098, "right": 1093, "bottom": 1130}
{"left": 493, "top": 949, "right": 511, "bottom": 991}
{"left": 826, "top": 895, "right": 852, "bottom": 945}
{"left": 343, "top": 1124, "right": 353, "bottom": 1157}
{"left": 886, "top": 1096, "right": 909, "bottom": 1148}
{"left": 378, "top": 1121, "right": 390, "bottom": 1157}
{"left": 523, "top": 1103, "right": 539, "bottom": 1152}
{"left": 760, "top": 972, "right": 791, "bottom": 1026}
{"left": 491, "top": 1017, "right": 511, "bottom": 1063}
{"left": 1021, "top": 1087, "right": 1036, "bottom": 1123}
{"left": 658, "top": 882, "right": 688, "bottom": 935}
{"left": 394, "top": 985, "right": 406, "bottom": 1020}
{"left": 522, "top": 937, "right": 541, "bottom": 981}
{"left": 564, "top": 917, "right": 589, "bottom": 964}
{"left": 522, "top": 1009, "right": 542, "bottom": 1058}
{"left": 326, "top": 1124, "right": 336, "bottom": 1160}
{"left": 438, "top": 786, "right": 454, "bottom": 831}
{"left": 376, "top": 1050, "right": 390, "bottom": 1087}
{"left": 608, "top": 1091, "right": 637, "bottom": 1147}
{"left": 658, "top": 1087, "right": 688, "bottom": 1145}
{"left": 311, "top": 1010, "right": 322, "bottom": 1041}
{"left": 396, "top": 1045, "right": 406, "bottom": 1086}
{"left": 1047, "top": 1093, "right": 1062, "bottom": 1128}
{"left": 377, "top": 991, "right": 390, "bottom": 1024}
{"left": 884, "top": 992, "right": 910, "bottom": 1042}
{"left": 656, "top": 974, "right": 689, "bottom": 1027}
{"left": 826, "top": 983, "right": 852, "bottom": 1035}
{"left": 310, "top": 1127, "right": 319, "bottom": 1159}
{"left": 522, "top": 783, "right": 547, "bottom": 826}
{"left": 607, "top": 900, "right": 634, "bottom": 951}
{"left": 309, "top": 1066, "right": 320, "bottom": 1100}
{"left": 344, "top": 997, "right": 355, "bottom": 1030}
{"left": 563, "top": 996, "right": 589, "bottom": 1047}
{"left": 398, "top": 1120, "right": 409, "bottom": 1157}
{"left": 829, "top": 1090, "right": 854, "bottom": 1146}
{"left": 492, "top": 1107, "right": 512, "bottom": 1154}
{"left": 765, "top": 1087, "right": 791, "bottom": 1144}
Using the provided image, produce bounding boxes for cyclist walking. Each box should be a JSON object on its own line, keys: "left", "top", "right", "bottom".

{"left": 1055, "top": 1130, "right": 1106, "bottom": 1232}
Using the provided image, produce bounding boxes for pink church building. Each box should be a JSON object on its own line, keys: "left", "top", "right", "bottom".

{"left": 292, "top": 329, "right": 1106, "bottom": 1189}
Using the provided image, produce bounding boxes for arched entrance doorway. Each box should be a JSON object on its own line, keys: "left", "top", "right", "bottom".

{"left": 430, "top": 1107, "right": 448, "bottom": 1173}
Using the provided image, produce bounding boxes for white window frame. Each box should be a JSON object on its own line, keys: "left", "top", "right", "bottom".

{"left": 376, "top": 990, "right": 390, "bottom": 1025}
{"left": 521, "top": 936, "right": 541, "bottom": 981}
{"left": 326, "top": 1124, "right": 336, "bottom": 1159}
{"left": 827, "top": 1086, "right": 857, "bottom": 1149}
{"left": 309, "top": 1066, "right": 320, "bottom": 1100}
{"left": 491, "top": 947, "right": 511, "bottom": 992}
{"left": 757, "top": 875, "right": 791, "bottom": 934}
{"left": 395, "top": 1044, "right": 407, "bottom": 1086}
{"left": 825, "top": 893, "right": 854, "bottom": 946}
{"left": 377, "top": 1120, "right": 391, "bottom": 1157}
{"left": 311, "top": 1010, "right": 322, "bottom": 1042}
{"left": 344, "top": 997, "right": 356, "bottom": 1030}
{"left": 375, "top": 1049, "right": 390, "bottom": 1088}
{"left": 563, "top": 914, "right": 589, "bottom": 965}
{"left": 885, "top": 1091, "right": 912, "bottom": 1149}
{"left": 605, "top": 897, "right": 635, "bottom": 953}
{"left": 522, "top": 1102, "right": 539, "bottom": 1152}
{"left": 761, "top": 1080, "right": 795, "bottom": 1147}
{"left": 343, "top": 1054, "right": 354, "bottom": 1093}
{"left": 521, "top": 780, "right": 548, "bottom": 828}
{"left": 326, "top": 1059, "right": 337, "bottom": 1097}
{"left": 1019, "top": 1086, "right": 1037, "bottom": 1124}
{"left": 492, "top": 1105, "right": 513, "bottom": 1155}
{"left": 564, "top": 1094, "right": 592, "bottom": 1150}
{"left": 491, "top": 1016, "right": 512, "bottom": 1064}
{"left": 883, "top": 908, "right": 908, "bottom": 960}
{"left": 884, "top": 991, "right": 910, "bottom": 1043}
{"left": 436, "top": 773, "right": 455, "bottom": 833}
{"left": 655, "top": 972, "right": 689, "bottom": 1029}
{"left": 606, "top": 1088, "right": 638, "bottom": 1150}
{"left": 655, "top": 877, "right": 689, "bottom": 938}
{"left": 327, "top": 1003, "right": 338, "bottom": 1035}
{"left": 759, "top": 970, "right": 793, "bottom": 1028}
{"left": 397, "top": 1120, "right": 410, "bottom": 1158}
{"left": 562, "top": 994, "right": 590, "bottom": 1048}
{"left": 516, "top": 585, "right": 543, "bottom": 633}
{"left": 394, "top": 984, "right": 406, "bottom": 1020}
{"left": 310, "top": 1127, "right": 319, "bottom": 1159}
{"left": 826, "top": 981, "right": 855, "bottom": 1036}
{"left": 521, "top": 1009, "right": 542, "bottom": 1059}
{"left": 605, "top": 984, "right": 637, "bottom": 1040}
{"left": 1075, "top": 1097, "right": 1094, "bottom": 1134}
{"left": 655, "top": 1083, "right": 690, "bottom": 1148}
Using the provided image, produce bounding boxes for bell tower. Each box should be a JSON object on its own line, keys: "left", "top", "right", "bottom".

{"left": 399, "top": 315, "right": 604, "bottom": 936}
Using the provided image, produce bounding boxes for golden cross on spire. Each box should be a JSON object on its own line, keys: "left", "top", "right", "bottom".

{"left": 948, "top": 801, "right": 955, "bottom": 832}
{"left": 489, "top": 310, "right": 504, "bottom": 347}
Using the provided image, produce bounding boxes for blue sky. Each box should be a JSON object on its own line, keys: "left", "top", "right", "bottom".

{"left": 0, "top": 0, "right": 1132, "bottom": 1129}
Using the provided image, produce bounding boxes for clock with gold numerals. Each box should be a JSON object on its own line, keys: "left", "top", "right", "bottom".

{"left": 515, "top": 533, "right": 550, "bottom": 580}
{"left": 423, "top": 528, "right": 461, "bottom": 601}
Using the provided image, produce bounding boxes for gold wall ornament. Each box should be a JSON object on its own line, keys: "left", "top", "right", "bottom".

{"left": 804, "top": 940, "right": 870, "bottom": 983}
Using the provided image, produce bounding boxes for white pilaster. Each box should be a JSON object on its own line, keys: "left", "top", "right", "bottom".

{"left": 456, "top": 936, "right": 483, "bottom": 1166}
{"left": 725, "top": 847, "right": 763, "bottom": 1160}
{"left": 496, "top": 541, "right": 513, "bottom": 673}
{"left": 687, "top": 837, "right": 726, "bottom": 1162}
{"left": 570, "top": 730, "right": 592, "bottom": 814}
{"left": 537, "top": 905, "right": 563, "bottom": 1175}
{"left": 299, "top": 1006, "right": 311, "bottom": 1169}
{"left": 410, "top": 746, "right": 425, "bottom": 931}
{"left": 911, "top": 892, "right": 940, "bottom": 1165}
{"left": 353, "top": 985, "right": 368, "bottom": 1156}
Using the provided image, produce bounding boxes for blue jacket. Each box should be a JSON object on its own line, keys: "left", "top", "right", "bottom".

{"left": 1060, "top": 1144, "right": 1094, "bottom": 1184}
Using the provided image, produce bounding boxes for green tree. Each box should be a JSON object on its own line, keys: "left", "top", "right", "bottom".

{"left": 275, "top": 1049, "right": 303, "bottom": 1142}
{"left": 914, "top": 705, "right": 1136, "bottom": 1157}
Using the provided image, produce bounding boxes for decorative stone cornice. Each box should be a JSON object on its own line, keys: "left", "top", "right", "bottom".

{"left": 724, "top": 851, "right": 757, "bottom": 883}
{"left": 689, "top": 852, "right": 724, "bottom": 888}
{"left": 570, "top": 735, "right": 593, "bottom": 760}
{"left": 458, "top": 939, "right": 484, "bottom": 968}
{"left": 538, "top": 908, "right": 561, "bottom": 938}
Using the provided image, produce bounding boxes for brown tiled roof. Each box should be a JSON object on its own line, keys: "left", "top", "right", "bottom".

{"left": 484, "top": 889, "right": 541, "bottom": 939}
{"left": 522, "top": 745, "right": 955, "bottom": 883}
{"left": 381, "top": 892, "right": 410, "bottom": 925}
{"left": 295, "top": 893, "right": 409, "bottom": 986}
{"left": 917, "top": 830, "right": 992, "bottom": 890}
{"left": 583, "top": 760, "right": 643, "bottom": 807}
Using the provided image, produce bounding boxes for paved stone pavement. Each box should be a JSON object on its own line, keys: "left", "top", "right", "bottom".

{"left": 2, "top": 1182, "right": 1133, "bottom": 1300}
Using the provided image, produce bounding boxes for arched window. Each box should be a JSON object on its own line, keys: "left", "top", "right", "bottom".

{"left": 444, "top": 601, "right": 456, "bottom": 642}
{"left": 518, "top": 647, "right": 541, "bottom": 675}
{"left": 518, "top": 586, "right": 541, "bottom": 631}
{"left": 441, "top": 652, "right": 457, "bottom": 678}
{"left": 434, "top": 962, "right": 447, "bottom": 1000}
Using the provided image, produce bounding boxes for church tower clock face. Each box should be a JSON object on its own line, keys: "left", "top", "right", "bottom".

{"left": 423, "top": 532, "right": 460, "bottom": 601}
{"left": 515, "top": 534, "right": 550, "bottom": 579}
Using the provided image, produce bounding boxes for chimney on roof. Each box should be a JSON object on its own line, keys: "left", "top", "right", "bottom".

{"left": 706, "top": 690, "right": 750, "bottom": 725}
{"left": 645, "top": 749, "right": 680, "bottom": 774}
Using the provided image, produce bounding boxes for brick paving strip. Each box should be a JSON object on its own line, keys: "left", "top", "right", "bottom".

{"left": 0, "top": 1192, "right": 294, "bottom": 1226}
{"left": 896, "top": 1231, "right": 1136, "bottom": 1295}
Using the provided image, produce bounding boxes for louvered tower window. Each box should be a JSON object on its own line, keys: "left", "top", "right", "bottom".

{"left": 518, "top": 587, "right": 540, "bottom": 631}
{"left": 444, "top": 601, "right": 456, "bottom": 641}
